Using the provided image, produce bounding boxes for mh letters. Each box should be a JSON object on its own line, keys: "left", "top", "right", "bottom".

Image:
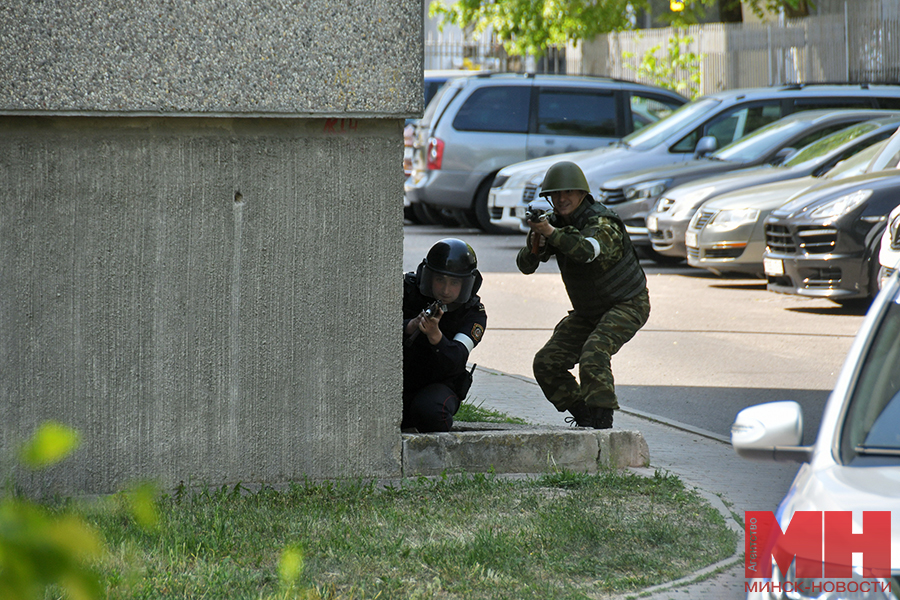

{"left": 745, "top": 511, "right": 891, "bottom": 579}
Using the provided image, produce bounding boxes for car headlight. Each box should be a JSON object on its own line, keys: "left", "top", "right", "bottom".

{"left": 670, "top": 186, "right": 717, "bottom": 219}
{"left": 809, "top": 189, "right": 873, "bottom": 220}
{"left": 624, "top": 179, "right": 671, "bottom": 202}
{"left": 707, "top": 208, "right": 760, "bottom": 231}
{"left": 655, "top": 197, "right": 676, "bottom": 213}
{"left": 491, "top": 175, "right": 509, "bottom": 189}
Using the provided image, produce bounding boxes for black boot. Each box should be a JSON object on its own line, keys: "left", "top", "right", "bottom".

{"left": 564, "top": 401, "right": 593, "bottom": 427}
{"left": 591, "top": 407, "right": 614, "bottom": 429}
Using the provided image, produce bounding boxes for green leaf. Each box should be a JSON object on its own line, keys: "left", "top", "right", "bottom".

{"left": 117, "top": 482, "right": 160, "bottom": 532}
{"left": 18, "top": 422, "right": 81, "bottom": 469}
{"left": 278, "top": 545, "right": 305, "bottom": 585}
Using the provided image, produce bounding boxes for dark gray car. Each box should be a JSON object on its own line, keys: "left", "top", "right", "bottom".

{"left": 763, "top": 125, "right": 900, "bottom": 304}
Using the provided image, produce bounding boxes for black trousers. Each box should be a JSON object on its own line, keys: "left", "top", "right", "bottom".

{"left": 402, "top": 383, "right": 461, "bottom": 433}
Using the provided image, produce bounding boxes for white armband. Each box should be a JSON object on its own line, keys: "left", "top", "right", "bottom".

{"left": 586, "top": 237, "right": 601, "bottom": 261}
{"left": 452, "top": 333, "right": 475, "bottom": 355}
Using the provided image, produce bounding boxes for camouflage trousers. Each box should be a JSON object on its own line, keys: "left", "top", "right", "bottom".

{"left": 533, "top": 289, "right": 650, "bottom": 411}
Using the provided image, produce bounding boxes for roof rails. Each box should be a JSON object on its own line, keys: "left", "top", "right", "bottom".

{"left": 776, "top": 81, "right": 887, "bottom": 90}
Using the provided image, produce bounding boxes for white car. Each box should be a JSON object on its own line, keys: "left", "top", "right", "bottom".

{"left": 732, "top": 270, "right": 900, "bottom": 599}
{"left": 879, "top": 203, "right": 900, "bottom": 289}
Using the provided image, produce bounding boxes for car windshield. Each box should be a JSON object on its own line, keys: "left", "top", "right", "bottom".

{"left": 821, "top": 138, "right": 886, "bottom": 180}
{"left": 711, "top": 118, "right": 817, "bottom": 163}
{"left": 620, "top": 97, "right": 722, "bottom": 151}
{"left": 781, "top": 121, "right": 882, "bottom": 169}
{"left": 840, "top": 285, "right": 900, "bottom": 462}
{"left": 865, "top": 129, "right": 900, "bottom": 172}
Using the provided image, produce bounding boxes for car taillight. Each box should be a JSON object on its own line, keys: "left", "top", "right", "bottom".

{"left": 426, "top": 137, "right": 444, "bottom": 170}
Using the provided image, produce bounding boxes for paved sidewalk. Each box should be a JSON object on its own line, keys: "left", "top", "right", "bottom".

{"left": 468, "top": 366, "right": 802, "bottom": 600}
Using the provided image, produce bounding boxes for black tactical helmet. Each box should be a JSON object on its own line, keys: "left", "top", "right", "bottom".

{"left": 539, "top": 161, "right": 591, "bottom": 197}
{"left": 417, "top": 238, "right": 479, "bottom": 307}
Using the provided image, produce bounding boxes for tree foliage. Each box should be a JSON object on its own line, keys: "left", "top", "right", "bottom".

{"left": 430, "top": 0, "right": 813, "bottom": 57}
{"left": 1, "top": 422, "right": 159, "bottom": 600}
{"left": 623, "top": 30, "right": 703, "bottom": 99}
{"left": 429, "top": 0, "right": 651, "bottom": 57}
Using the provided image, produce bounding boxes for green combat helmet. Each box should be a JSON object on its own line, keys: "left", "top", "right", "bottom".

{"left": 538, "top": 161, "right": 591, "bottom": 197}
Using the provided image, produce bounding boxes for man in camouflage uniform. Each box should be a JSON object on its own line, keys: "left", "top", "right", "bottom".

{"left": 516, "top": 161, "right": 650, "bottom": 429}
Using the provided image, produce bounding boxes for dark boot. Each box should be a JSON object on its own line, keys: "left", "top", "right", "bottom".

{"left": 591, "top": 407, "right": 614, "bottom": 429}
{"left": 564, "top": 401, "right": 593, "bottom": 427}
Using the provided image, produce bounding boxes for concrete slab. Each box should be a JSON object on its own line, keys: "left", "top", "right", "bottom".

{"left": 401, "top": 422, "right": 649, "bottom": 476}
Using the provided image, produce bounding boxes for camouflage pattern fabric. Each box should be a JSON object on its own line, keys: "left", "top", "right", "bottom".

{"left": 533, "top": 289, "right": 650, "bottom": 411}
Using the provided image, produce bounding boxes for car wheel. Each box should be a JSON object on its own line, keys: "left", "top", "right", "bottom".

{"left": 412, "top": 203, "right": 458, "bottom": 227}
{"left": 451, "top": 209, "right": 479, "bottom": 229}
{"left": 428, "top": 204, "right": 461, "bottom": 228}
{"left": 472, "top": 177, "right": 507, "bottom": 234}
{"left": 404, "top": 205, "right": 419, "bottom": 224}
{"left": 411, "top": 202, "right": 437, "bottom": 225}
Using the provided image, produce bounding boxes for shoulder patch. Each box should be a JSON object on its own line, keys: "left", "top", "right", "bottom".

{"left": 470, "top": 323, "right": 484, "bottom": 342}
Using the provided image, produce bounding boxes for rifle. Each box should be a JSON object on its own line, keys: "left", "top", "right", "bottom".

{"left": 525, "top": 198, "right": 553, "bottom": 255}
{"left": 405, "top": 300, "right": 447, "bottom": 346}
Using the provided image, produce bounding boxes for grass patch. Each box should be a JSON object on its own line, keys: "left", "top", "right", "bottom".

{"left": 67, "top": 469, "right": 736, "bottom": 599}
{"left": 455, "top": 398, "right": 528, "bottom": 425}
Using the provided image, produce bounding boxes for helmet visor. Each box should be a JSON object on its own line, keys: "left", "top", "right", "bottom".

{"left": 418, "top": 265, "right": 475, "bottom": 307}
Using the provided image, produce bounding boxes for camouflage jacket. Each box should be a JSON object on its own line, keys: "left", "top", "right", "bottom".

{"left": 516, "top": 196, "right": 647, "bottom": 321}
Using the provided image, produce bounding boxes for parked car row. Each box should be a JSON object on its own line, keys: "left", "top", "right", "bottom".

{"left": 405, "top": 79, "right": 900, "bottom": 306}
{"left": 482, "top": 83, "right": 900, "bottom": 255}
{"left": 663, "top": 118, "right": 900, "bottom": 305}
{"left": 671, "top": 117, "right": 900, "bottom": 305}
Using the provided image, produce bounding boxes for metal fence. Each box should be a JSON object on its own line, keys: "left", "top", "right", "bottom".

{"left": 424, "top": 32, "right": 567, "bottom": 74}
{"left": 426, "top": 0, "right": 900, "bottom": 97}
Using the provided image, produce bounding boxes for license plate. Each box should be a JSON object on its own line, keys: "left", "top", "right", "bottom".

{"left": 685, "top": 231, "right": 697, "bottom": 248}
{"left": 647, "top": 215, "right": 658, "bottom": 231}
{"left": 764, "top": 257, "right": 784, "bottom": 276}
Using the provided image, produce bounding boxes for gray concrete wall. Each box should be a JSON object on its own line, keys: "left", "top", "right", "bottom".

{"left": 0, "top": 0, "right": 423, "bottom": 117}
{"left": 1, "top": 116, "right": 404, "bottom": 495}
{"left": 0, "top": 0, "right": 421, "bottom": 495}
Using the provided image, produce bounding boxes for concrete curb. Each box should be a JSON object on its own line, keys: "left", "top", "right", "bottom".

{"left": 401, "top": 422, "right": 649, "bottom": 477}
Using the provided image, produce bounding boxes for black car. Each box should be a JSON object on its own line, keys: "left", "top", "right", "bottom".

{"left": 763, "top": 166, "right": 900, "bottom": 304}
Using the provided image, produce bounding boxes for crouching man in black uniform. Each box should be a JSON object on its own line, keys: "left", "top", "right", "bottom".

{"left": 403, "top": 238, "right": 487, "bottom": 432}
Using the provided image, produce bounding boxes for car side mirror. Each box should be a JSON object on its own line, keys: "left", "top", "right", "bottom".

{"left": 694, "top": 135, "right": 718, "bottom": 157}
{"left": 731, "top": 401, "right": 813, "bottom": 463}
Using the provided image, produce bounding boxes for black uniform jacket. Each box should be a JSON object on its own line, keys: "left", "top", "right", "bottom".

{"left": 402, "top": 271, "right": 487, "bottom": 398}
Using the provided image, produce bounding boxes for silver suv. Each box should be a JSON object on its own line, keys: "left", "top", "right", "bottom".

{"left": 404, "top": 73, "right": 687, "bottom": 232}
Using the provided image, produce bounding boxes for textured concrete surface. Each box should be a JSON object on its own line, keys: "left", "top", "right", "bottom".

{"left": 402, "top": 422, "right": 649, "bottom": 476}
{"left": 0, "top": 0, "right": 423, "bottom": 117}
{"left": 0, "top": 116, "right": 405, "bottom": 495}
